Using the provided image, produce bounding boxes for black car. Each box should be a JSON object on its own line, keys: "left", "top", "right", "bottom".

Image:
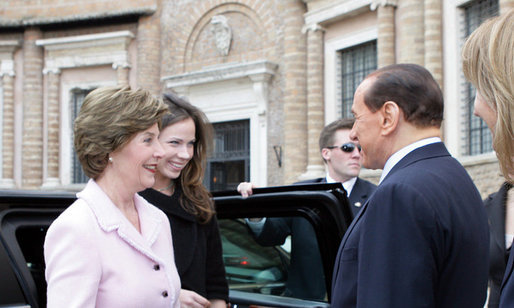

{"left": 0, "top": 183, "right": 351, "bottom": 308}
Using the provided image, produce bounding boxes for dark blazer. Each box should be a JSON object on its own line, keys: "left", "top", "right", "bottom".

{"left": 486, "top": 182, "right": 512, "bottom": 308}
{"left": 139, "top": 187, "right": 229, "bottom": 302}
{"left": 331, "top": 142, "right": 489, "bottom": 307}
{"left": 499, "top": 185, "right": 514, "bottom": 307}
{"left": 253, "top": 176, "right": 376, "bottom": 301}
{"left": 296, "top": 177, "right": 377, "bottom": 218}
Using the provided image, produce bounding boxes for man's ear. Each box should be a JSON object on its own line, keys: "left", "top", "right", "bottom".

{"left": 380, "top": 101, "right": 400, "bottom": 135}
{"left": 321, "top": 148, "right": 331, "bottom": 162}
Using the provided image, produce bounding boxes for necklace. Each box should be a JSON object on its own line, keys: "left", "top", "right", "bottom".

{"left": 157, "top": 181, "right": 174, "bottom": 192}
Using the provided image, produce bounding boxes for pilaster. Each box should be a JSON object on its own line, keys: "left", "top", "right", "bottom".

{"left": 371, "top": 0, "right": 397, "bottom": 68}
{"left": 300, "top": 23, "right": 325, "bottom": 180}
{"left": 41, "top": 68, "right": 61, "bottom": 188}
{"left": 0, "top": 41, "right": 18, "bottom": 188}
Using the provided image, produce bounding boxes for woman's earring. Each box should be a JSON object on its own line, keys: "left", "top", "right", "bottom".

{"left": 109, "top": 157, "right": 113, "bottom": 163}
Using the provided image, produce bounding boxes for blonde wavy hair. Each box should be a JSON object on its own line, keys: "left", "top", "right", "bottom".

{"left": 74, "top": 85, "right": 168, "bottom": 179}
{"left": 462, "top": 9, "right": 514, "bottom": 184}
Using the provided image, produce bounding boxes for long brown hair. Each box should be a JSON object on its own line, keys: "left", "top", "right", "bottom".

{"left": 162, "top": 92, "right": 215, "bottom": 223}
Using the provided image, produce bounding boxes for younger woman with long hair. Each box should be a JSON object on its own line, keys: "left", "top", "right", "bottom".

{"left": 140, "top": 92, "right": 228, "bottom": 308}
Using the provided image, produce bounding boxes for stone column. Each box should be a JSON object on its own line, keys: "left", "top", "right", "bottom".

{"left": 424, "top": 0, "right": 443, "bottom": 88}
{"left": 0, "top": 53, "right": 17, "bottom": 188}
{"left": 113, "top": 61, "right": 130, "bottom": 85}
{"left": 299, "top": 24, "right": 325, "bottom": 181}
{"left": 23, "top": 27, "right": 44, "bottom": 188}
{"left": 371, "top": 0, "right": 397, "bottom": 68}
{"left": 42, "top": 68, "right": 61, "bottom": 188}
{"left": 397, "top": 0, "right": 425, "bottom": 65}
{"left": 282, "top": 0, "right": 308, "bottom": 184}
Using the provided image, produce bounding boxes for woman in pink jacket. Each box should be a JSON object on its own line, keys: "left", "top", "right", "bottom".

{"left": 44, "top": 85, "right": 181, "bottom": 307}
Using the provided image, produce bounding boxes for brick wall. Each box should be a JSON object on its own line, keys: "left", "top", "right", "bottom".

{"left": 22, "top": 28, "right": 44, "bottom": 189}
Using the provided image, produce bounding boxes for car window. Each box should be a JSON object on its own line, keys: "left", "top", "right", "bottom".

{"left": 219, "top": 216, "right": 328, "bottom": 302}
{"left": 220, "top": 218, "right": 288, "bottom": 296}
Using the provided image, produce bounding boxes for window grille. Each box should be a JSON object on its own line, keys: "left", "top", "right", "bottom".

{"left": 71, "top": 89, "right": 93, "bottom": 184}
{"left": 206, "top": 120, "right": 250, "bottom": 192}
{"left": 338, "top": 40, "right": 377, "bottom": 119}
{"left": 461, "top": 0, "right": 498, "bottom": 155}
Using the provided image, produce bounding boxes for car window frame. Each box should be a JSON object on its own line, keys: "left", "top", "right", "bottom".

{"left": 213, "top": 182, "right": 351, "bottom": 305}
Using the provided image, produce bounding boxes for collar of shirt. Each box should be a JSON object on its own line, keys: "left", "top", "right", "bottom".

{"left": 326, "top": 173, "right": 357, "bottom": 197}
{"left": 379, "top": 137, "right": 442, "bottom": 184}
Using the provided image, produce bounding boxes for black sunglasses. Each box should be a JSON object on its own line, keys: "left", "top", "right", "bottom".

{"left": 326, "top": 142, "right": 361, "bottom": 153}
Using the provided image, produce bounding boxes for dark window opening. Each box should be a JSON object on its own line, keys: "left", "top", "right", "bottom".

{"left": 461, "top": 0, "right": 498, "bottom": 155}
{"left": 339, "top": 40, "right": 377, "bottom": 119}
{"left": 206, "top": 120, "right": 250, "bottom": 192}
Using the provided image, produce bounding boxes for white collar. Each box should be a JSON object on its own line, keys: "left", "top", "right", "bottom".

{"left": 326, "top": 173, "right": 358, "bottom": 196}
{"left": 379, "top": 137, "right": 442, "bottom": 184}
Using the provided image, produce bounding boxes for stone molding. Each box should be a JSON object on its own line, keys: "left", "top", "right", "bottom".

{"left": 0, "top": 40, "right": 20, "bottom": 77}
{"left": 162, "top": 60, "right": 278, "bottom": 89}
{"left": 36, "top": 31, "right": 134, "bottom": 71}
{"left": 370, "top": 0, "right": 398, "bottom": 11}
{"left": 304, "top": 0, "right": 372, "bottom": 26}
{"left": 302, "top": 23, "right": 326, "bottom": 34}
{"left": 42, "top": 67, "right": 61, "bottom": 75}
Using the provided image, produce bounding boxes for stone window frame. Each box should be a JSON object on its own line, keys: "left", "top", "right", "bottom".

{"left": 442, "top": 0, "right": 498, "bottom": 166}
{"left": 162, "top": 60, "right": 278, "bottom": 187}
{"left": 324, "top": 28, "right": 377, "bottom": 124}
{"left": 36, "top": 31, "right": 133, "bottom": 189}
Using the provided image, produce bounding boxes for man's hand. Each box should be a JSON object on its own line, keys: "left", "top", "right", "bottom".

{"left": 237, "top": 182, "right": 255, "bottom": 198}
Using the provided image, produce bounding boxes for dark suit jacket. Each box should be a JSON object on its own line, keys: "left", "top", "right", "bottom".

{"left": 485, "top": 182, "right": 512, "bottom": 308}
{"left": 499, "top": 185, "right": 514, "bottom": 308}
{"left": 253, "top": 176, "right": 376, "bottom": 300}
{"left": 296, "top": 177, "right": 377, "bottom": 218}
{"left": 331, "top": 142, "right": 489, "bottom": 307}
{"left": 139, "top": 187, "right": 229, "bottom": 301}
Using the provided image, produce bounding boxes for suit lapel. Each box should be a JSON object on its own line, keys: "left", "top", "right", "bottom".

{"left": 503, "top": 244, "right": 514, "bottom": 290}
{"left": 332, "top": 198, "right": 370, "bottom": 284}
{"left": 78, "top": 180, "right": 164, "bottom": 265}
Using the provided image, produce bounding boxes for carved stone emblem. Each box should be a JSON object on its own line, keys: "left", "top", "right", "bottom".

{"left": 211, "top": 15, "right": 232, "bottom": 56}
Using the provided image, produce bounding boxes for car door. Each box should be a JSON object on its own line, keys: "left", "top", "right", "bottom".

{"left": 0, "top": 190, "right": 74, "bottom": 308}
{"left": 213, "top": 182, "right": 352, "bottom": 308}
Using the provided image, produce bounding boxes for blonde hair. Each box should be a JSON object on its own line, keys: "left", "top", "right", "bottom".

{"left": 74, "top": 85, "right": 168, "bottom": 179}
{"left": 462, "top": 9, "right": 514, "bottom": 183}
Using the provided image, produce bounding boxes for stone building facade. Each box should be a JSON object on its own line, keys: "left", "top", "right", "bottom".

{"left": 0, "top": 0, "right": 512, "bottom": 198}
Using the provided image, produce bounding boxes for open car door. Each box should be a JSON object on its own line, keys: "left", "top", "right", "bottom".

{"left": 213, "top": 182, "right": 352, "bottom": 308}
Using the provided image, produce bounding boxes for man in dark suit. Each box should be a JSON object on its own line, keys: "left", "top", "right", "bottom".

{"left": 239, "top": 118, "right": 376, "bottom": 301}
{"left": 296, "top": 118, "right": 377, "bottom": 217}
{"left": 331, "top": 63, "right": 489, "bottom": 307}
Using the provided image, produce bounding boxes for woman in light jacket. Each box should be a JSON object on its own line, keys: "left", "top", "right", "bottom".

{"left": 44, "top": 85, "right": 181, "bottom": 307}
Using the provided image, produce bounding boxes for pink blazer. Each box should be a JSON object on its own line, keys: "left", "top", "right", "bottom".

{"left": 44, "top": 180, "right": 181, "bottom": 307}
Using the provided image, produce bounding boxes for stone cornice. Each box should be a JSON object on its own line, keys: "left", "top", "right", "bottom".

{"left": 36, "top": 31, "right": 134, "bottom": 51}
{"left": 0, "top": 40, "right": 21, "bottom": 56}
{"left": 162, "top": 60, "right": 279, "bottom": 88}
{"left": 0, "top": 7, "right": 156, "bottom": 28}
{"left": 304, "top": 0, "right": 372, "bottom": 26}
{"left": 36, "top": 31, "right": 134, "bottom": 71}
